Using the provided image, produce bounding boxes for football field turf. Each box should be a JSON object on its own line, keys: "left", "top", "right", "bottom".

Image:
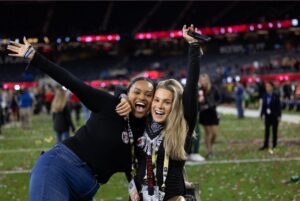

{"left": 0, "top": 113, "right": 299, "bottom": 201}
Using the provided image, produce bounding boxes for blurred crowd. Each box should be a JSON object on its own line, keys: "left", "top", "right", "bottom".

{"left": 223, "top": 80, "right": 300, "bottom": 112}
{"left": 0, "top": 84, "right": 87, "bottom": 143}
{"left": 0, "top": 70, "right": 299, "bottom": 159}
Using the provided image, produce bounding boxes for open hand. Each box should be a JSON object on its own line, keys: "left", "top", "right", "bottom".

{"left": 7, "top": 37, "right": 35, "bottom": 60}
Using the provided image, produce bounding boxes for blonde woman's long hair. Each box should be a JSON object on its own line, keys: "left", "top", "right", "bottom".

{"left": 51, "top": 88, "right": 68, "bottom": 113}
{"left": 200, "top": 73, "right": 211, "bottom": 92}
{"left": 157, "top": 79, "right": 188, "bottom": 161}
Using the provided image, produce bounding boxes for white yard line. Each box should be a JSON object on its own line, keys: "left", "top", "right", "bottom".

{"left": 1, "top": 157, "right": 299, "bottom": 175}
{"left": 217, "top": 106, "right": 300, "bottom": 124}
{"left": 0, "top": 169, "right": 31, "bottom": 174}
{"left": 186, "top": 157, "right": 300, "bottom": 166}
{"left": 0, "top": 136, "right": 46, "bottom": 141}
{"left": 0, "top": 148, "right": 50, "bottom": 154}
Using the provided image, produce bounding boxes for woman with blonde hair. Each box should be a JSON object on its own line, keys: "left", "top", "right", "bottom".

{"left": 198, "top": 73, "right": 221, "bottom": 159}
{"left": 51, "top": 87, "right": 75, "bottom": 143}
{"left": 128, "top": 24, "right": 201, "bottom": 201}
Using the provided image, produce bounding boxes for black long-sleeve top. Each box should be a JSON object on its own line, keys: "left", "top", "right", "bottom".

{"left": 133, "top": 44, "right": 201, "bottom": 200}
{"left": 30, "top": 53, "right": 146, "bottom": 184}
{"left": 260, "top": 92, "right": 282, "bottom": 119}
{"left": 199, "top": 85, "right": 221, "bottom": 111}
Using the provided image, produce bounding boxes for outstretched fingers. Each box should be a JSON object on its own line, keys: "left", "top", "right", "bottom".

{"left": 8, "top": 52, "right": 20, "bottom": 57}
{"left": 23, "top": 36, "right": 30, "bottom": 45}
{"left": 7, "top": 45, "right": 20, "bottom": 53}
{"left": 189, "top": 24, "right": 195, "bottom": 32}
{"left": 9, "top": 41, "right": 22, "bottom": 47}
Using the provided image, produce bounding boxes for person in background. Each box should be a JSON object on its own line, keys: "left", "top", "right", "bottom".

{"left": 9, "top": 89, "right": 20, "bottom": 127}
{"left": 32, "top": 87, "right": 44, "bottom": 115}
{"left": 44, "top": 85, "right": 55, "bottom": 115}
{"left": 81, "top": 102, "right": 91, "bottom": 123}
{"left": 259, "top": 81, "right": 281, "bottom": 154}
{"left": 188, "top": 117, "right": 205, "bottom": 162}
{"left": 234, "top": 82, "right": 245, "bottom": 119}
{"left": 0, "top": 88, "right": 4, "bottom": 134}
{"left": 18, "top": 88, "right": 34, "bottom": 129}
{"left": 70, "top": 93, "right": 82, "bottom": 126}
{"left": 188, "top": 86, "right": 205, "bottom": 162}
{"left": 51, "top": 87, "right": 75, "bottom": 143}
{"left": 198, "top": 74, "right": 221, "bottom": 159}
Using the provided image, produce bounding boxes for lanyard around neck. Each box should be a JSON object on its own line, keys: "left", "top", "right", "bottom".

{"left": 127, "top": 118, "right": 170, "bottom": 192}
{"left": 145, "top": 132, "right": 169, "bottom": 192}
{"left": 126, "top": 116, "right": 137, "bottom": 178}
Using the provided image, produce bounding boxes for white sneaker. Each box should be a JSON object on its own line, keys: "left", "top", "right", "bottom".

{"left": 188, "top": 153, "right": 205, "bottom": 162}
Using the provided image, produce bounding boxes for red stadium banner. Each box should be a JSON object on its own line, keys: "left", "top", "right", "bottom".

{"left": 240, "top": 72, "right": 300, "bottom": 83}
{"left": 2, "top": 81, "right": 38, "bottom": 89}
{"left": 135, "top": 19, "right": 298, "bottom": 40}
{"left": 2, "top": 80, "right": 129, "bottom": 90}
{"left": 79, "top": 34, "right": 120, "bottom": 42}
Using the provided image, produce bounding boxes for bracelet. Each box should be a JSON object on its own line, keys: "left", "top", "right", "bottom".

{"left": 189, "top": 41, "right": 199, "bottom": 44}
{"left": 189, "top": 41, "right": 200, "bottom": 45}
{"left": 24, "top": 45, "right": 34, "bottom": 59}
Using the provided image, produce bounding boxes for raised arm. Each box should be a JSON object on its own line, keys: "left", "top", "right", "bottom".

{"left": 7, "top": 37, "right": 116, "bottom": 113}
{"left": 182, "top": 25, "right": 202, "bottom": 132}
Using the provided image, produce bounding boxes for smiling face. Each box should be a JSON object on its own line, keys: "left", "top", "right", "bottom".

{"left": 128, "top": 80, "right": 154, "bottom": 118}
{"left": 151, "top": 88, "right": 174, "bottom": 124}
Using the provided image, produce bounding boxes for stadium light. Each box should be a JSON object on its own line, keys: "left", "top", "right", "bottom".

{"left": 292, "top": 19, "right": 299, "bottom": 26}
{"left": 268, "top": 22, "right": 273, "bottom": 28}
{"left": 220, "top": 28, "right": 226, "bottom": 34}
{"left": 14, "top": 85, "right": 20, "bottom": 91}
{"left": 44, "top": 37, "right": 50, "bottom": 44}
{"left": 180, "top": 78, "right": 187, "bottom": 85}
{"left": 277, "top": 23, "right": 282, "bottom": 28}
{"left": 56, "top": 38, "right": 62, "bottom": 44}
{"left": 65, "top": 37, "right": 70, "bottom": 42}
{"left": 257, "top": 24, "right": 263, "bottom": 29}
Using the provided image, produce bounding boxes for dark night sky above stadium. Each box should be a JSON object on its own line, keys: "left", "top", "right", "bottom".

{"left": 0, "top": 1, "right": 299, "bottom": 38}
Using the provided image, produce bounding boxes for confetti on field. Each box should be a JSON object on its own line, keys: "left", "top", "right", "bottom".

{"left": 44, "top": 136, "right": 53, "bottom": 143}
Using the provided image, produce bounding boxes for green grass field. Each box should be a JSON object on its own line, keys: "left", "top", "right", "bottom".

{"left": 0, "top": 113, "right": 299, "bottom": 201}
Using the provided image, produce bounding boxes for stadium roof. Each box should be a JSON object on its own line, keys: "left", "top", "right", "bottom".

{"left": 0, "top": 1, "right": 299, "bottom": 38}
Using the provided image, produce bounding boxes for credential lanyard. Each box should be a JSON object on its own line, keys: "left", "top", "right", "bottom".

{"left": 145, "top": 134, "right": 169, "bottom": 193}
{"left": 126, "top": 116, "right": 137, "bottom": 178}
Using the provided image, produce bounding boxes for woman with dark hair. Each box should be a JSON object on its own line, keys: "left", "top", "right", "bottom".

{"left": 7, "top": 39, "right": 155, "bottom": 201}
{"left": 128, "top": 24, "right": 201, "bottom": 201}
